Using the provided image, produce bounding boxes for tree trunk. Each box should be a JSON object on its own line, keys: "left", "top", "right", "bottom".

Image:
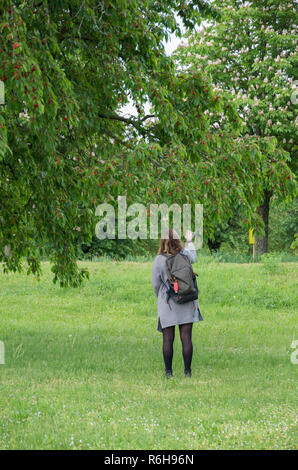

{"left": 255, "top": 190, "right": 272, "bottom": 255}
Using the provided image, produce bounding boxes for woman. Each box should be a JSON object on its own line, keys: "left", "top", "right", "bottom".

{"left": 152, "top": 229, "right": 203, "bottom": 378}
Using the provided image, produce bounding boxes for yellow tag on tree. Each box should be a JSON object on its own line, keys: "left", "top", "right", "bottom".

{"left": 249, "top": 229, "right": 255, "bottom": 245}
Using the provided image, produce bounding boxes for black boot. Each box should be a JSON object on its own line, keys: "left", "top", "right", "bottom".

{"left": 184, "top": 368, "right": 191, "bottom": 378}
{"left": 165, "top": 369, "right": 173, "bottom": 379}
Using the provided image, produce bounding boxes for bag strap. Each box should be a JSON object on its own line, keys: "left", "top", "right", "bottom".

{"left": 160, "top": 253, "right": 174, "bottom": 281}
{"left": 160, "top": 279, "right": 172, "bottom": 310}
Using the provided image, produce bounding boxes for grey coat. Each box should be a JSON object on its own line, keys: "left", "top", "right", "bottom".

{"left": 152, "top": 243, "right": 204, "bottom": 332}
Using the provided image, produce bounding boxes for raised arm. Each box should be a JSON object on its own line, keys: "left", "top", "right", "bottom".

{"left": 182, "top": 230, "right": 197, "bottom": 264}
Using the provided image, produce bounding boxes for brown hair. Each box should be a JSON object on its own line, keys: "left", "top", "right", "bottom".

{"left": 158, "top": 229, "right": 184, "bottom": 255}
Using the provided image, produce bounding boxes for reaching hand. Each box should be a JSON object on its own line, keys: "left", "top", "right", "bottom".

{"left": 185, "top": 230, "right": 193, "bottom": 243}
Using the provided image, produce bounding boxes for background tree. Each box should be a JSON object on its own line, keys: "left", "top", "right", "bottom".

{"left": 268, "top": 197, "right": 298, "bottom": 251}
{"left": 175, "top": 0, "right": 297, "bottom": 254}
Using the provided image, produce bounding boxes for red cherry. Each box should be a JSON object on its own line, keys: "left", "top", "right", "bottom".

{"left": 12, "top": 43, "right": 20, "bottom": 49}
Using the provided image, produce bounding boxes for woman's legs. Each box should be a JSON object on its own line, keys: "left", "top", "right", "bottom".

{"left": 179, "top": 323, "right": 193, "bottom": 375}
{"left": 162, "top": 326, "right": 175, "bottom": 374}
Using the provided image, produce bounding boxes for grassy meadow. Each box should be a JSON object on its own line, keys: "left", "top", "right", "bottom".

{"left": 0, "top": 257, "right": 297, "bottom": 449}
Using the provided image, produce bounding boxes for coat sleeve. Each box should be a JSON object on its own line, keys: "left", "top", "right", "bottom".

{"left": 182, "top": 242, "right": 197, "bottom": 264}
{"left": 152, "top": 256, "right": 162, "bottom": 297}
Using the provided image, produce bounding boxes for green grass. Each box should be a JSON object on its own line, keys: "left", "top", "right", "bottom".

{"left": 0, "top": 259, "right": 297, "bottom": 450}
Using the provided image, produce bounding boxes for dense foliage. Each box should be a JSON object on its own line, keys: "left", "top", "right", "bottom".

{"left": 0, "top": 0, "right": 222, "bottom": 285}
{"left": 0, "top": 0, "right": 296, "bottom": 284}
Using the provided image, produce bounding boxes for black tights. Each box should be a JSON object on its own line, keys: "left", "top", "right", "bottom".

{"left": 162, "top": 323, "right": 193, "bottom": 372}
